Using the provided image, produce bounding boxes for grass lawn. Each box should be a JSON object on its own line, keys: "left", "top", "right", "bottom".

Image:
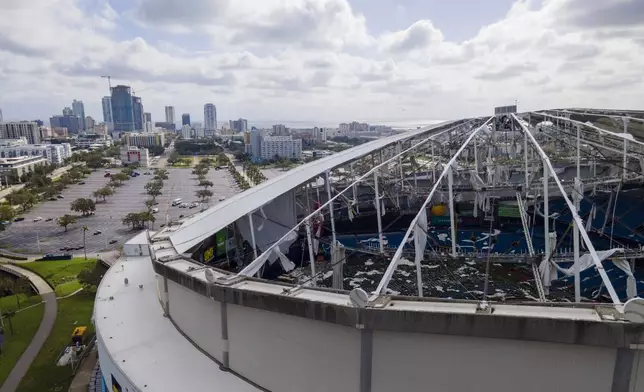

{"left": 16, "top": 293, "right": 95, "bottom": 392}
{"left": 0, "top": 298, "right": 44, "bottom": 386}
{"left": 20, "top": 258, "right": 97, "bottom": 297}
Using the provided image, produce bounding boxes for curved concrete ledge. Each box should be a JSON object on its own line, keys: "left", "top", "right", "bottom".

{"left": 153, "top": 260, "right": 644, "bottom": 349}
{"left": 152, "top": 256, "right": 644, "bottom": 392}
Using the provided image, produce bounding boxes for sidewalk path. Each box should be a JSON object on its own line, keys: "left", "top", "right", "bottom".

{"left": 67, "top": 346, "right": 98, "bottom": 392}
{"left": 0, "top": 264, "right": 57, "bottom": 392}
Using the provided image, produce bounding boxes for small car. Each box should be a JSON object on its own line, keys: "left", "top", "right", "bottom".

{"left": 93, "top": 230, "right": 102, "bottom": 235}
{"left": 45, "top": 218, "right": 53, "bottom": 222}
{"left": 108, "top": 239, "right": 117, "bottom": 244}
{"left": 33, "top": 217, "right": 43, "bottom": 222}
{"left": 57, "top": 195, "right": 64, "bottom": 199}
{"left": 49, "top": 197, "right": 57, "bottom": 201}
{"left": 79, "top": 181, "right": 86, "bottom": 185}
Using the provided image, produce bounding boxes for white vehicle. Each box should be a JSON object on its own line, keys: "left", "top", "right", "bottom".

{"left": 33, "top": 216, "right": 43, "bottom": 222}
{"left": 152, "top": 207, "right": 159, "bottom": 213}
{"left": 218, "top": 196, "right": 226, "bottom": 201}
{"left": 172, "top": 198, "right": 182, "bottom": 206}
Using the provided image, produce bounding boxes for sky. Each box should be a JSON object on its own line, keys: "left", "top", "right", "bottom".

{"left": 0, "top": 0, "right": 643, "bottom": 127}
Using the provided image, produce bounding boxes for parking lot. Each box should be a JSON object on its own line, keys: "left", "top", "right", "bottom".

{"left": 0, "top": 167, "right": 240, "bottom": 254}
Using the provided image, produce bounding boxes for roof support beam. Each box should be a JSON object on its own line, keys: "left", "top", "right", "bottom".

{"left": 513, "top": 114, "right": 621, "bottom": 304}
{"left": 374, "top": 117, "right": 493, "bottom": 295}
{"left": 236, "top": 119, "right": 482, "bottom": 278}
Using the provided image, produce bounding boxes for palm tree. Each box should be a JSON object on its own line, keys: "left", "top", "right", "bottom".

{"left": 82, "top": 226, "right": 88, "bottom": 259}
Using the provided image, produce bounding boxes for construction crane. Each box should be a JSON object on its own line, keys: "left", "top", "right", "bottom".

{"left": 101, "top": 75, "right": 112, "bottom": 93}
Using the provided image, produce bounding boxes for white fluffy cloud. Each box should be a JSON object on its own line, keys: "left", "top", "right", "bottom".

{"left": 0, "top": 0, "right": 643, "bottom": 124}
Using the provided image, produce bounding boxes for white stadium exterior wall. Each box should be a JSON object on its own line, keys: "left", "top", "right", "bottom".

{"left": 227, "top": 303, "right": 361, "bottom": 392}
{"left": 371, "top": 330, "right": 616, "bottom": 392}
{"left": 167, "top": 279, "right": 224, "bottom": 362}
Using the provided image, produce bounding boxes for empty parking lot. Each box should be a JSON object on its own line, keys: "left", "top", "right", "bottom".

{"left": 0, "top": 168, "right": 240, "bottom": 254}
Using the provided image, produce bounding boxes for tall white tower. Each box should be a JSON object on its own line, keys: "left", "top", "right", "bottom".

{"left": 204, "top": 103, "right": 217, "bottom": 132}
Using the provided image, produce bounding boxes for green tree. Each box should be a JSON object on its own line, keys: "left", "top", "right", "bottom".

{"left": 0, "top": 204, "right": 15, "bottom": 223}
{"left": 198, "top": 180, "right": 213, "bottom": 189}
{"left": 57, "top": 214, "right": 77, "bottom": 232}
{"left": 108, "top": 177, "right": 122, "bottom": 188}
{"left": 146, "top": 188, "right": 162, "bottom": 201}
{"left": 70, "top": 198, "right": 96, "bottom": 216}
{"left": 6, "top": 189, "right": 38, "bottom": 211}
{"left": 145, "top": 180, "right": 163, "bottom": 192}
{"left": 11, "top": 277, "right": 32, "bottom": 309}
{"left": 93, "top": 186, "right": 114, "bottom": 202}
{"left": 77, "top": 262, "right": 105, "bottom": 293}
{"left": 195, "top": 189, "right": 213, "bottom": 202}
{"left": 153, "top": 169, "right": 169, "bottom": 180}
{"left": 122, "top": 213, "right": 138, "bottom": 230}
{"left": 113, "top": 172, "right": 129, "bottom": 183}
{"left": 168, "top": 151, "right": 180, "bottom": 164}
{"left": 192, "top": 167, "right": 208, "bottom": 177}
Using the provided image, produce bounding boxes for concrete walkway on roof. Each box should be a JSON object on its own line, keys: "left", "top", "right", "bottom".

{"left": 0, "top": 264, "right": 57, "bottom": 392}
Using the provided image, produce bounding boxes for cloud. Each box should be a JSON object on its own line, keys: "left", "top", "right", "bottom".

{"left": 1, "top": 0, "right": 644, "bottom": 124}
{"left": 381, "top": 20, "right": 444, "bottom": 53}
{"left": 131, "top": 0, "right": 231, "bottom": 32}
{"left": 556, "top": 0, "right": 644, "bottom": 28}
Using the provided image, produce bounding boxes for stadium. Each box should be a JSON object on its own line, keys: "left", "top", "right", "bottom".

{"left": 94, "top": 107, "right": 644, "bottom": 392}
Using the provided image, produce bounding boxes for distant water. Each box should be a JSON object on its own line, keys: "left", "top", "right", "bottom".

{"left": 232, "top": 119, "right": 446, "bottom": 131}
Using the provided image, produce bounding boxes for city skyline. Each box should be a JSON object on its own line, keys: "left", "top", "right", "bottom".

{"left": 1, "top": 1, "right": 643, "bottom": 123}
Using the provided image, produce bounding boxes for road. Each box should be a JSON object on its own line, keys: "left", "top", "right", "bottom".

{"left": 0, "top": 264, "right": 56, "bottom": 392}
{"left": 0, "top": 168, "right": 240, "bottom": 255}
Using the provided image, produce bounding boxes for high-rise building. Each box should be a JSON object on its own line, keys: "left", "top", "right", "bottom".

{"left": 192, "top": 122, "right": 205, "bottom": 138}
{"left": 259, "top": 136, "right": 302, "bottom": 161}
{"left": 62, "top": 107, "right": 73, "bottom": 116}
{"left": 204, "top": 104, "right": 217, "bottom": 132}
{"left": 229, "top": 118, "right": 248, "bottom": 133}
{"left": 314, "top": 127, "right": 327, "bottom": 143}
{"left": 249, "top": 128, "right": 262, "bottom": 161}
{"left": 102, "top": 96, "right": 113, "bottom": 132}
{"left": 102, "top": 97, "right": 113, "bottom": 122}
{"left": 182, "top": 113, "right": 191, "bottom": 126}
{"left": 85, "top": 116, "right": 96, "bottom": 131}
{"left": 144, "top": 112, "right": 152, "bottom": 124}
{"left": 132, "top": 96, "right": 143, "bottom": 131}
{"left": 181, "top": 124, "right": 192, "bottom": 139}
{"left": 111, "top": 85, "right": 135, "bottom": 132}
{"left": 0, "top": 108, "right": 3, "bottom": 122}
{"left": 72, "top": 100, "right": 86, "bottom": 130}
{"left": 124, "top": 132, "right": 165, "bottom": 148}
{"left": 50, "top": 114, "right": 81, "bottom": 134}
{"left": 0, "top": 122, "right": 42, "bottom": 144}
{"left": 272, "top": 124, "right": 288, "bottom": 136}
{"left": 165, "top": 106, "right": 175, "bottom": 125}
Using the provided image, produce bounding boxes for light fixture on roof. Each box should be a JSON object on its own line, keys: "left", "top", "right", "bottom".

{"left": 349, "top": 288, "right": 368, "bottom": 308}
{"left": 205, "top": 269, "right": 215, "bottom": 284}
{"left": 623, "top": 297, "right": 644, "bottom": 323}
